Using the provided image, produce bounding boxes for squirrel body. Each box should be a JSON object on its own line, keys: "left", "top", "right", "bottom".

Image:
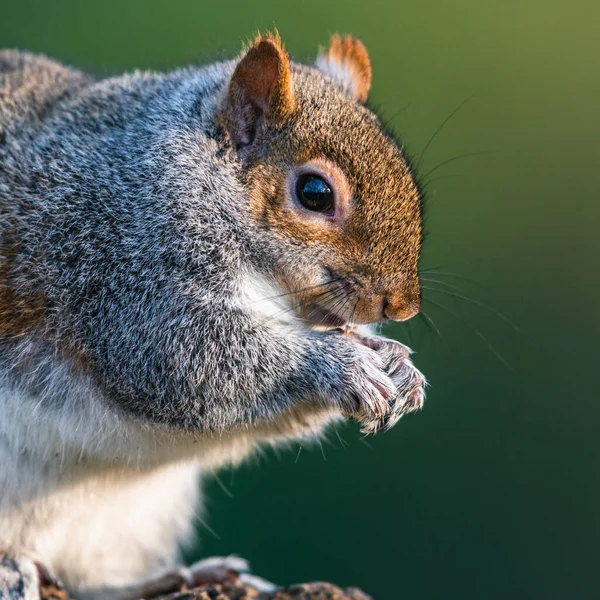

{"left": 0, "top": 35, "right": 425, "bottom": 599}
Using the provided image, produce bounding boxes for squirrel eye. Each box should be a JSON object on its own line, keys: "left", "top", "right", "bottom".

{"left": 295, "top": 174, "right": 334, "bottom": 214}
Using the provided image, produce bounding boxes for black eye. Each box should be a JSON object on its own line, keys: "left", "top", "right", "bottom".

{"left": 295, "top": 174, "right": 334, "bottom": 214}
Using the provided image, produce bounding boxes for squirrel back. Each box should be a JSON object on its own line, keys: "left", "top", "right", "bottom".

{"left": 0, "top": 50, "right": 90, "bottom": 126}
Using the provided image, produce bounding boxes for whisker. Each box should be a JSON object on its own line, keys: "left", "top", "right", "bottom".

{"left": 328, "top": 284, "right": 354, "bottom": 323}
{"left": 190, "top": 507, "right": 221, "bottom": 540}
{"left": 348, "top": 297, "right": 360, "bottom": 329}
{"left": 381, "top": 102, "right": 411, "bottom": 129}
{"left": 421, "top": 150, "right": 495, "bottom": 182}
{"left": 317, "top": 437, "right": 327, "bottom": 462}
{"left": 308, "top": 280, "right": 352, "bottom": 323}
{"left": 332, "top": 424, "right": 349, "bottom": 449}
{"left": 421, "top": 286, "right": 520, "bottom": 332}
{"left": 213, "top": 473, "right": 234, "bottom": 499}
{"left": 268, "top": 283, "right": 350, "bottom": 328}
{"left": 305, "top": 284, "right": 348, "bottom": 309}
{"left": 419, "top": 172, "right": 463, "bottom": 187}
{"left": 422, "top": 297, "right": 514, "bottom": 371}
{"left": 420, "top": 269, "right": 488, "bottom": 288}
{"left": 358, "top": 433, "right": 373, "bottom": 446}
{"left": 268, "top": 284, "right": 347, "bottom": 321}
{"left": 398, "top": 319, "right": 415, "bottom": 347}
{"left": 248, "top": 278, "right": 341, "bottom": 305}
{"left": 419, "top": 264, "right": 448, "bottom": 273}
{"left": 416, "top": 95, "right": 474, "bottom": 170}
{"left": 420, "top": 277, "right": 465, "bottom": 293}
{"left": 419, "top": 310, "right": 442, "bottom": 338}
{"left": 304, "top": 285, "right": 351, "bottom": 323}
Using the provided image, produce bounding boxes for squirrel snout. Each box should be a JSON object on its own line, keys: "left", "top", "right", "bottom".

{"left": 382, "top": 295, "right": 420, "bottom": 322}
{"left": 304, "top": 274, "right": 421, "bottom": 325}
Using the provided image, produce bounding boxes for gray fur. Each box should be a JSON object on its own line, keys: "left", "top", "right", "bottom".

{"left": 0, "top": 49, "right": 425, "bottom": 599}
{"left": 2, "top": 54, "right": 348, "bottom": 429}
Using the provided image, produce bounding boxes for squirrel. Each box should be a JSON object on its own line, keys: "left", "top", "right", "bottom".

{"left": 0, "top": 33, "right": 425, "bottom": 600}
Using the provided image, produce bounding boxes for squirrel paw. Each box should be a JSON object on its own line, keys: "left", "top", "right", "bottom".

{"left": 120, "top": 555, "right": 275, "bottom": 599}
{"left": 342, "top": 333, "right": 426, "bottom": 434}
{"left": 185, "top": 556, "right": 277, "bottom": 593}
{"left": 184, "top": 555, "right": 248, "bottom": 587}
{"left": 0, "top": 553, "right": 45, "bottom": 600}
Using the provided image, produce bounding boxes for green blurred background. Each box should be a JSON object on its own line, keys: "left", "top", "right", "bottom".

{"left": 2, "top": 1, "right": 598, "bottom": 598}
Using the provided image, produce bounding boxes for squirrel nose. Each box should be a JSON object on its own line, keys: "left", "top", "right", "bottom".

{"left": 383, "top": 295, "right": 420, "bottom": 322}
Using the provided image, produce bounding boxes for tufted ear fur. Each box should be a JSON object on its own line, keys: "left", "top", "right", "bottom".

{"left": 315, "top": 34, "right": 372, "bottom": 103}
{"left": 226, "top": 33, "right": 295, "bottom": 148}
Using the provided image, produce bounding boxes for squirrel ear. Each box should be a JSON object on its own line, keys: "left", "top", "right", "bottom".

{"left": 227, "top": 33, "right": 295, "bottom": 148}
{"left": 315, "top": 34, "right": 372, "bottom": 103}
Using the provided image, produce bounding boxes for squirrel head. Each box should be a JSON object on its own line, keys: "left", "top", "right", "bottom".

{"left": 221, "top": 33, "right": 422, "bottom": 327}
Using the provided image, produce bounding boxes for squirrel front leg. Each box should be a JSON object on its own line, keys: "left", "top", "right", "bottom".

{"left": 176, "top": 301, "right": 424, "bottom": 435}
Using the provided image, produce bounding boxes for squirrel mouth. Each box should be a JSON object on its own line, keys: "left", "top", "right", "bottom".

{"left": 302, "top": 304, "right": 347, "bottom": 330}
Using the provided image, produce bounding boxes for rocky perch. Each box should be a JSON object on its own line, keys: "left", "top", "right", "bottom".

{"left": 41, "top": 577, "right": 373, "bottom": 600}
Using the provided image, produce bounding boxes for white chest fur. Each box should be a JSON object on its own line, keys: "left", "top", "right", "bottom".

{"left": 0, "top": 372, "right": 249, "bottom": 594}
{"left": 0, "top": 460, "right": 202, "bottom": 593}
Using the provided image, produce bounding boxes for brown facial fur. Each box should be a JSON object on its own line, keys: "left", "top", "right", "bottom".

{"left": 232, "top": 52, "right": 422, "bottom": 325}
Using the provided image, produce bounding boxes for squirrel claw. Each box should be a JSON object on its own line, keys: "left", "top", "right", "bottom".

{"left": 344, "top": 333, "right": 425, "bottom": 433}
{"left": 185, "top": 556, "right": 250, "bottom": 587}
{"left": 185, "top": 557, "right": 277, "bottom": 594}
